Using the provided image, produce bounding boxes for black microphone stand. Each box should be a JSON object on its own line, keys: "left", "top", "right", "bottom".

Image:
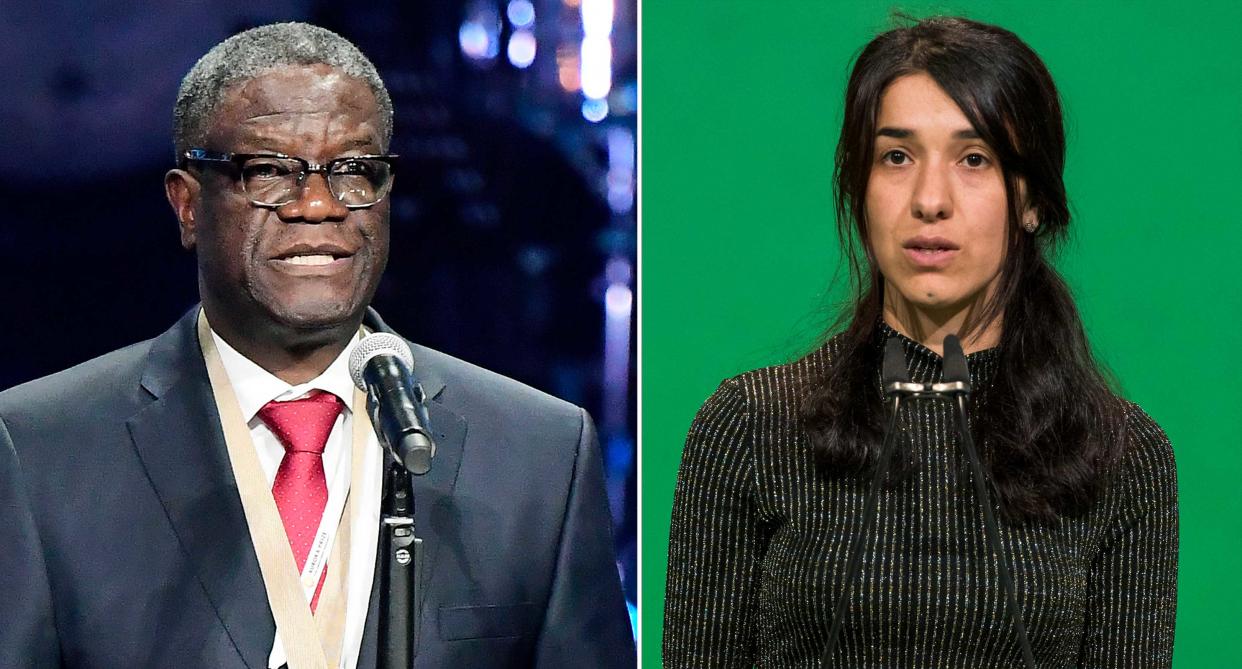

{"left": 379, "top": 460, "right": 422, "bottom": 669}
{"left": 372, "top": 379, "right": 435, "bottom": 669}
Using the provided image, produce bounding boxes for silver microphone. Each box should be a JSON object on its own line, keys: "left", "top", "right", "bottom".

{"left": 348, "top": 333, "right": 435, "bottom": 475}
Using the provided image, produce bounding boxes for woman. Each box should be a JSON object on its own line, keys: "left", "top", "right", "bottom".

{"left": 663, "top": 16, "right": 1177, "bottom": 668}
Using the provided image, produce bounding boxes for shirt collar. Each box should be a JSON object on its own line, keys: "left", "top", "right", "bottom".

{"left": 210, "top": 328, "right": 360, "bottom": 422}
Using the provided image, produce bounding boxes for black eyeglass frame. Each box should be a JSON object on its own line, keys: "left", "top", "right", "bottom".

{"left": 181, "top": 148, "right": 399, "bottom": 210}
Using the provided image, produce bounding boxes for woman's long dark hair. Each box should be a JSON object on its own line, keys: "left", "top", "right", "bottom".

{"left": 801, "top": 16, "right": 1126, "bottom": 525}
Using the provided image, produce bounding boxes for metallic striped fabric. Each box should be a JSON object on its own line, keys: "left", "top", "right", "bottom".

{"left": 664, "top": 327, "right": 1178, "bottom": 668}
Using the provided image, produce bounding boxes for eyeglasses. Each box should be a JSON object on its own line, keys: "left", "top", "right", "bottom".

{"left": 182, "top": 148, "right": 398, "bottom": 209}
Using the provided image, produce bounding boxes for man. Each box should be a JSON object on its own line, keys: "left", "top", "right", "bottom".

{"left": 0, "top": 22, "right": 633, "bottom": 668}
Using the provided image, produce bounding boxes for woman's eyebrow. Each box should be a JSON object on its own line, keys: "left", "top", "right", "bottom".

{"left": 877, "top": 126, "right": 912, "bottom": 138}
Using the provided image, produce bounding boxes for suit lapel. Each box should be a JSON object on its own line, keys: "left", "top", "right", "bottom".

{"left": 411, "top": 399, "right": 468, "bottom": 582}
{"left": 355, "top": 405, "right": 468, "bottom": 668}
{"left": 125, "top": 309, "right": 273, "bottom": 668}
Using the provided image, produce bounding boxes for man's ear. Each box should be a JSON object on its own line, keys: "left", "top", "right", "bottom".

{"left": 165, "top": 169, "right": 201, "bottom": 250}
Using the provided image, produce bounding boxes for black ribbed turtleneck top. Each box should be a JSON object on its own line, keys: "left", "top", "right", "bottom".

{"left": 663, "top": 327, "right": 1178, "bottom": 668}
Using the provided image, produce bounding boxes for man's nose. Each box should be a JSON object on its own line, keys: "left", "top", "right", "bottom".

{"left": 277, "top": 173, "right": 349, "bottom": 223}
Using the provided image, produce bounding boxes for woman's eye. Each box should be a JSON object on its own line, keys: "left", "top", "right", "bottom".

{"left": 882, "top": 150, "right": 910, "bottom": 165}
{"left": 962, "top": 153, "right": 990, "bottom": 168}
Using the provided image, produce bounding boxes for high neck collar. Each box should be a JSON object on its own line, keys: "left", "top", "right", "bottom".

{"left": 874, "top": 320, "right": 1000, "bottom": 388}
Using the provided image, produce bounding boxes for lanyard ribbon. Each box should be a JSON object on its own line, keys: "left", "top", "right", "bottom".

{"left": 198, "top": 310, "right": 370, "bottom": 669}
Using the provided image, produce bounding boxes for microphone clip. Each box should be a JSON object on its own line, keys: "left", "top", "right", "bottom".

{"left": 884, "top": 379, "right": 970, "bottom": 398}
{"left": 882, "top": 334, "right": 973, "bottom": 399}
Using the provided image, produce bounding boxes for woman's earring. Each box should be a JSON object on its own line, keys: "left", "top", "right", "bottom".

{"left": 1022, "top": 213, "right": 1038, "bottom": 233}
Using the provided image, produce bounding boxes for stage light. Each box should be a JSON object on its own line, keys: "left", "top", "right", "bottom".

{"left": 459, "top": 21, "right": 491, "bottom": 60}
{"left": 581, "top": 0, "right": 614, "bottom": 37}
{"left": 582, "top": 97, "right": 609, "bottom": 123}
{"left": 602, "top": 258, "right": 633, "bottom": 436}
{"left": 557, "top": 45, "right": 581, "bottom": 91}
{"left": 611, "top": 82, "right": 637, "bottom": 115}
{"left": 506, "top": 0, "right": 535, "bottom": 28}
{"left": 606, "top": 127, "right": 634, "bottom": 214}
{"left": 605, "top": 283, "right": 633, "bottom": 317}
{"left": 580, "top": 34, "right": 612, "bottom": 99}
{"left": 508, "top": 30, "right": 537, "bottom": 68}
{"left": 459, "top": 4, "right": 501, "bottom": 61}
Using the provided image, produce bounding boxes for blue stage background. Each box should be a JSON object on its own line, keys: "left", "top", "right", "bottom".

{"left": 0, "top": 0, "right": 637, "bottom": 623}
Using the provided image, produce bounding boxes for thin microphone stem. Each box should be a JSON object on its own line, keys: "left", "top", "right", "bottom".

{"left": 952, "top": 394, "right": 1036, "bottom": 669}
{"left": 820, "top": 394, "right": 903, "bottom": 667}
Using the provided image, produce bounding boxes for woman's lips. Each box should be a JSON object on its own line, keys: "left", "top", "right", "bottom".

{"left": 903, "top": 246, "right": 958, "bottom": 269}
{"left": 902, "top": 236, "right": 959, "bottom": 269}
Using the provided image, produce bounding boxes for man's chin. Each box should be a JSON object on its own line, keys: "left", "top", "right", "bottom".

{"left": 265, "top": 299, "right": 366, "bottom": 333}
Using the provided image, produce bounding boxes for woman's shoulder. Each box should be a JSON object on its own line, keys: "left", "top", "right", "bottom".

{"left": 1113, "top": 400, "right": 1177, "bottom": 488}
{"left": 707, "top": 338, "right": 842, "bottom": 412}
{"left": 1085, "top": 398, "right": 1178, "bottom": 528}
{"left": 685, "top": 343, "right": 839, "bottom": 470}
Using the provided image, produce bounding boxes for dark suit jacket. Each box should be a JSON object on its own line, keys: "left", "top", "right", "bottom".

{"left": 0, "top": 307, "right": 634, "bottom": 668}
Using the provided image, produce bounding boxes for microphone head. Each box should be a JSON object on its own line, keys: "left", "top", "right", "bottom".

{"left": 882, "top": 337, "right": 909, "bottom": 386}
{"left": 349, "top": 332, "right": 415, "bottom": 391}
{"left": 941, "top": 334, "right": 970, "bottom": 384}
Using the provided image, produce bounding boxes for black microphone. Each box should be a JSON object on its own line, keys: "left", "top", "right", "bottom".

{"left": 882, "top": 336, "right": 908, "bottom": 389}
{"left": 822, "top": 337, "right": 909, "bottom": 666}
{"left": 941, "top": 334, "right": 1034, "bottom": 669}
{"left": 941, "top": 334, "right": 971, "bottom": 390}
{"left": 349, "top": 333, "right": 436, "bottom": 476}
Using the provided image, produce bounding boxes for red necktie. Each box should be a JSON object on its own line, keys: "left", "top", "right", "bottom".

{"left": 258, "top": 389, "right": 344, "bottom": 611}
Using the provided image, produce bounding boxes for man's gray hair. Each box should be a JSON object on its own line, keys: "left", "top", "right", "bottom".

{"left": 173, "top": 22, "right": 393, "bottom": 160}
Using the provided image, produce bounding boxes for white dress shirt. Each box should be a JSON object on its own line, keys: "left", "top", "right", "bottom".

{"left": 211, "top": 329, "right": 383, "bottom": 669}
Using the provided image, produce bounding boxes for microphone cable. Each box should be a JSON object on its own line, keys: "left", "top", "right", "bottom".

{"left": 943, "top": 335, "right": 1035, "bottom": 669}
{"left": 820, "top": 336, "right": 909, "bottom": 666}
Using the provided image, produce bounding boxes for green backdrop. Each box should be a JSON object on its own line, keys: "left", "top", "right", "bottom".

{"left": 641, "top": 1, "right": 1242, "bottom": 666}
